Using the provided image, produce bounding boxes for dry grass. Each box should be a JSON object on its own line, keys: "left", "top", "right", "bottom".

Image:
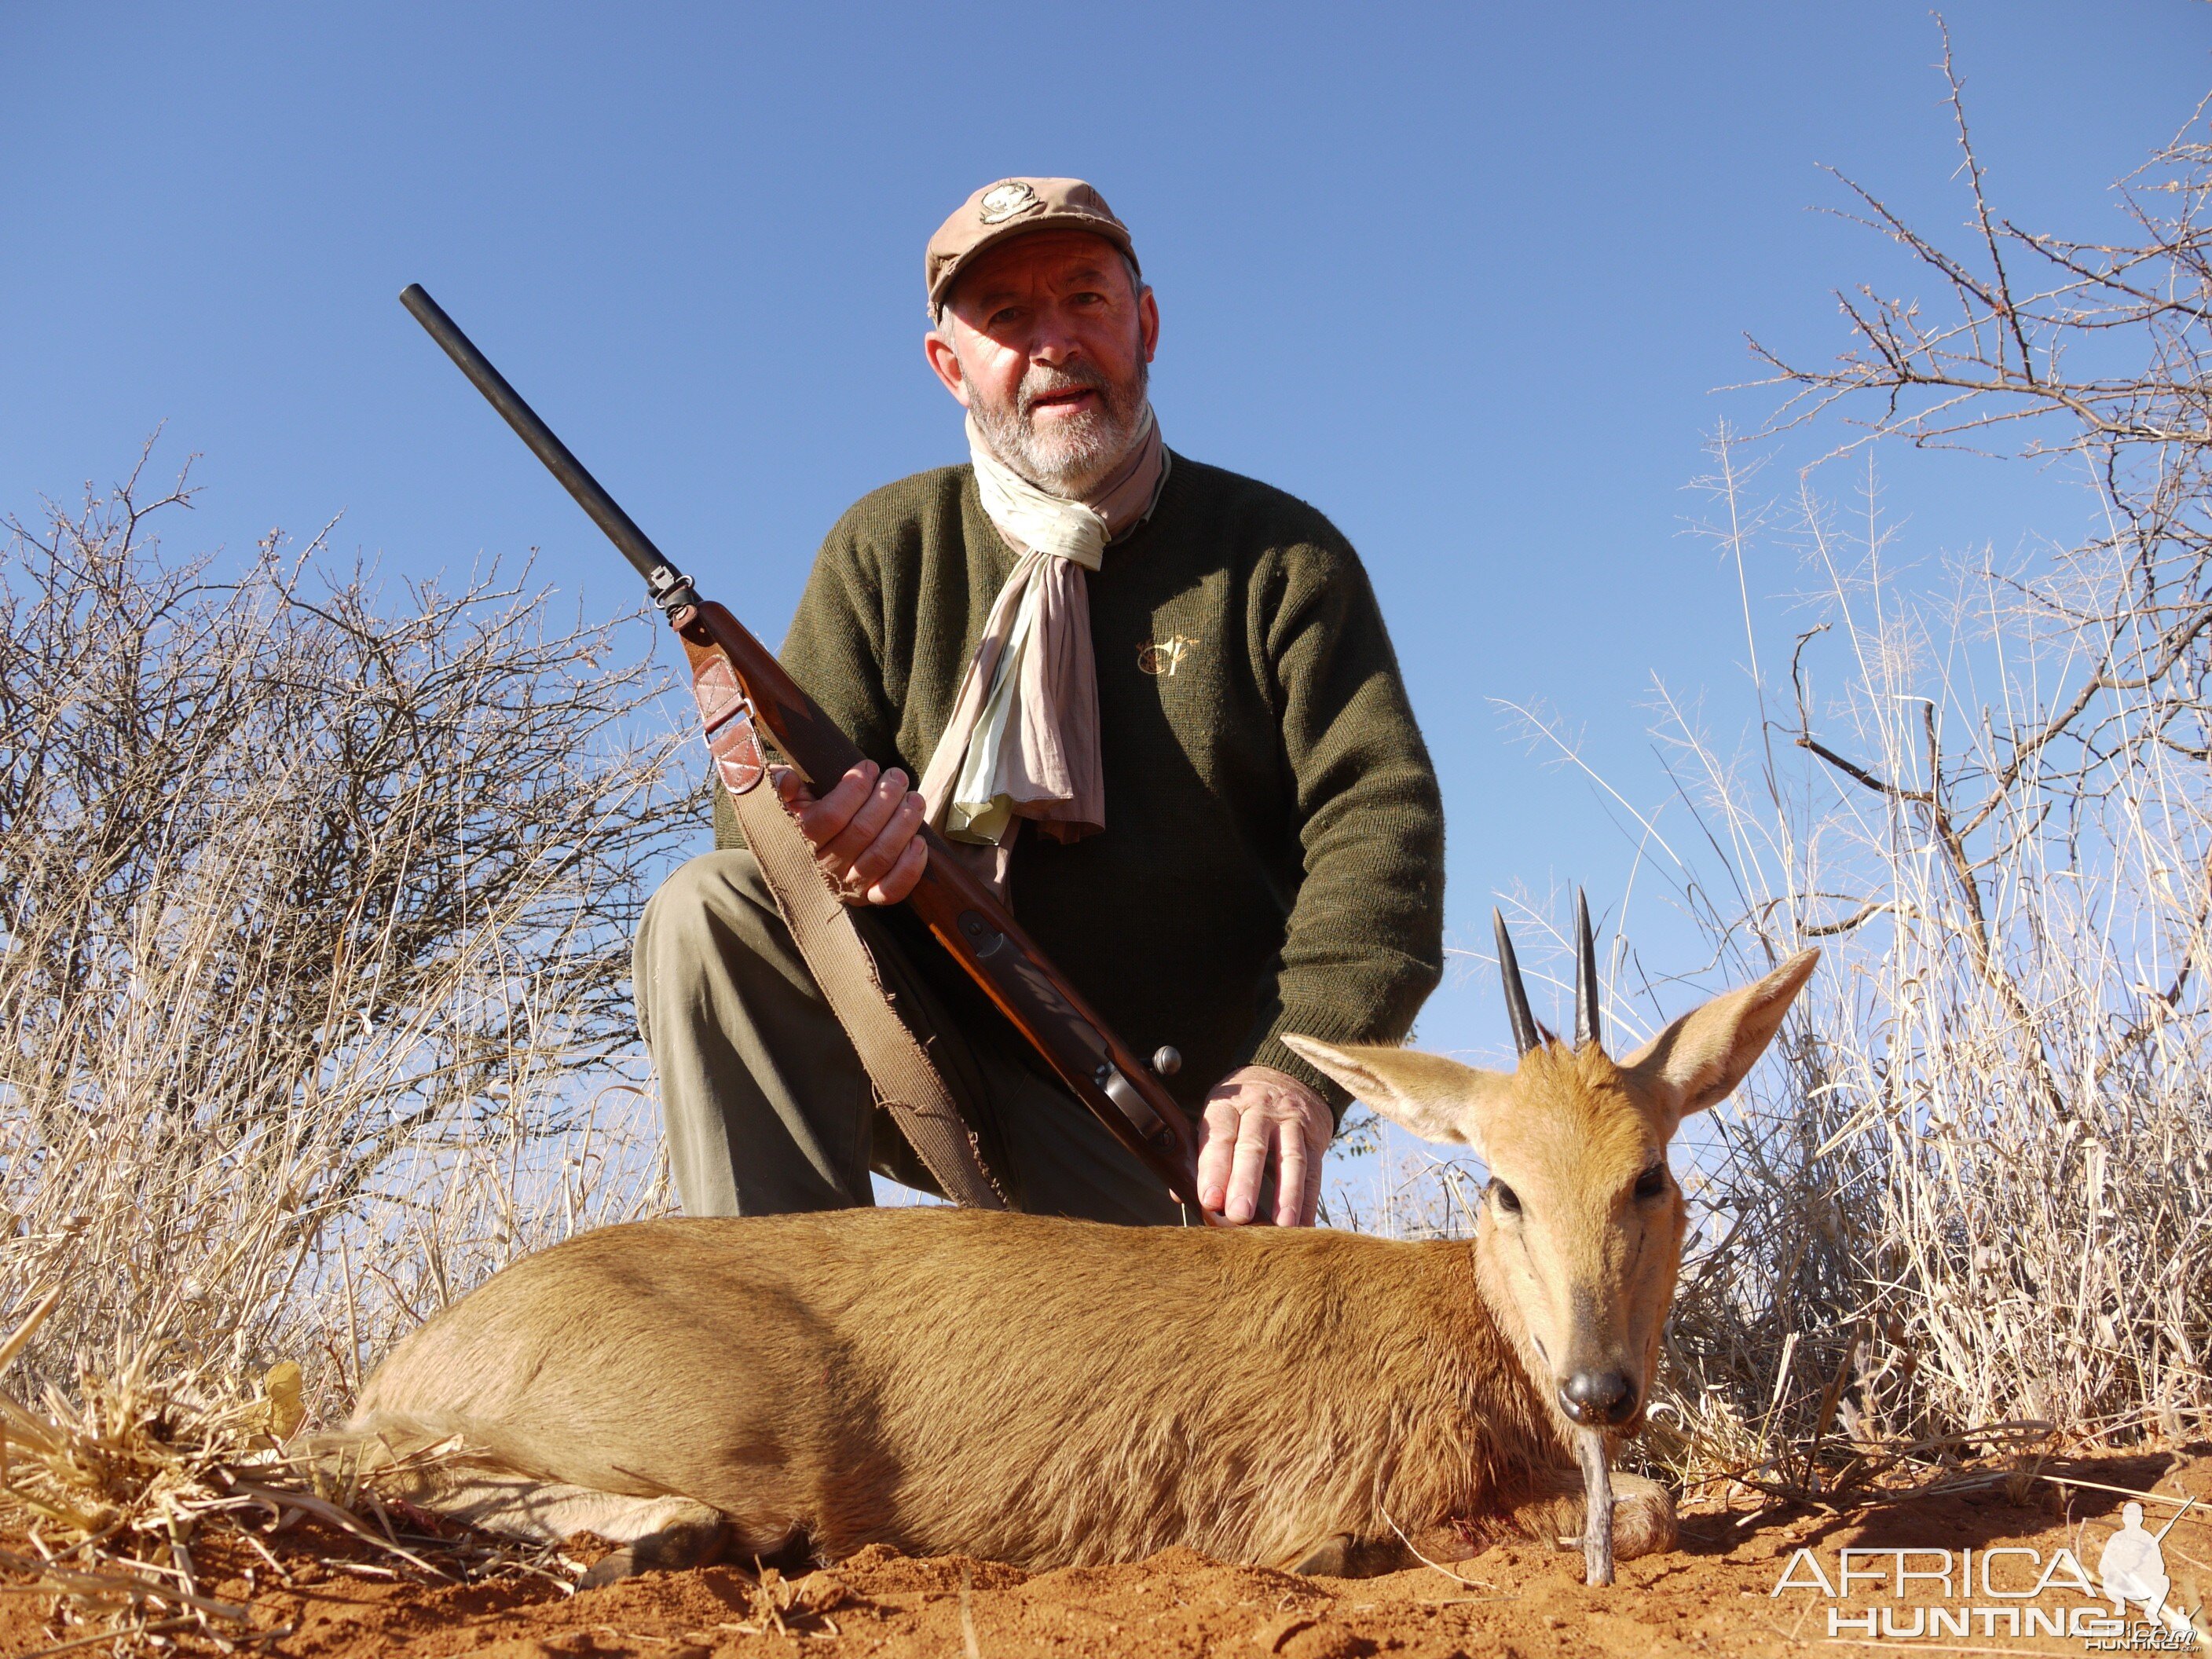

{"left": 0, "top": 1284, "right": 595, "bottom": 1652}
{"left": 1461, "top": 43, "right": 2212, "bottom": 1503}
{"left": 0, "top": 449, "right": 689, "bottom": 1411}
{"left": 0, "top": 456, "right": 698, "bottom": 1644}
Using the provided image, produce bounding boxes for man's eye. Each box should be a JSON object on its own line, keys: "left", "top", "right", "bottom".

{"left": 1491, "top": 1180, "right": 1521, "bottom": 1214}
{"left": 1634, "top": 1163, "right": 1667, "bottom": 1201}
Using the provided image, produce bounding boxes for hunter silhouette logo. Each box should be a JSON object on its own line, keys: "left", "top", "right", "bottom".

{"left": 2100, "top": 1501, "right": 2177, "bottom": 1623}
{"left": 1138, "top": 634, "right": 1196, "bottom": 676}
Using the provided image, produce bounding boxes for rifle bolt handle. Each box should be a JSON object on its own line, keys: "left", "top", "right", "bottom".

{"left": 1151, "top": 1046, "right": 1182, "bottom": 1078}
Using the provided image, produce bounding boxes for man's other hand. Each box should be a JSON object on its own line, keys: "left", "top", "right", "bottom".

{"left": 1196, "top": 1066, "right": 1332, "bottom": 1227}
{"left": 772, "top": 760, "right": 928, "bottom": 905}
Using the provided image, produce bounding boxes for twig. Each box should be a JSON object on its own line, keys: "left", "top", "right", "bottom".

{"left": 1380, "top": 1511, "right": 1490, "bottom": 1593}
{"left": 19, "top": 1615, "right": 198, "bottom": 1658}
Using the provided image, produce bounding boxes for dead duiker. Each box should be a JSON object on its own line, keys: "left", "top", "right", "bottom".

{"left": 349, "top": 903, "right": 1815, "bottom": 1586}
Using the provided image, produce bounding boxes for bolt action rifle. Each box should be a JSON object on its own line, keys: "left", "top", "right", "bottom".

{"left": 399, "top": 284, "right": 1209, "bottom": 1217}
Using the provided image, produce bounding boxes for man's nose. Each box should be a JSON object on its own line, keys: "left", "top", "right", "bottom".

{"left": 1027, "top": 310, "right": 1083, "bottom": 364}
{"left": 1558, "top": 1369, "right": 1639, "bottom": 1427}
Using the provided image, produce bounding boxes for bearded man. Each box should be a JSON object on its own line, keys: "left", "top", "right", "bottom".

{"left": 635, "top": 178, "right": 1444, "bottom": 1228}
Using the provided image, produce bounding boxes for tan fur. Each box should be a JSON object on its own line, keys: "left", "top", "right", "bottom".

{"left": 351, "top": 949, "right": 1818, "bottom": 1578}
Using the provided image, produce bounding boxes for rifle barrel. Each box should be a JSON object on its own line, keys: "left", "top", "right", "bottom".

{"left": 398, "top": 284, "right": 696, "bottom": 610}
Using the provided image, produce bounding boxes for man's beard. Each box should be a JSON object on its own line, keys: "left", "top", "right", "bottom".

{"left": 969, "top": 356, "right": 1150, "bottom": 498}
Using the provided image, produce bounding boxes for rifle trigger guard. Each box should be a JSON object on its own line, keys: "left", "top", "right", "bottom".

{"left": 688, "top": 649, "right": 767, "bottom": 796}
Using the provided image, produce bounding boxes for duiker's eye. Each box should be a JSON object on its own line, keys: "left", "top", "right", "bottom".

{"left": 1633, "top": 1163, "right": 1667, "bottom": 1201}
{"left": 1490, "top": 1179, "right": 1522, "bottom": 1215}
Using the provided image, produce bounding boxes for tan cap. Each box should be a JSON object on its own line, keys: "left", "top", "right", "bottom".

{"left": 925, "top": 177, "right": 1139, "bottom": 313}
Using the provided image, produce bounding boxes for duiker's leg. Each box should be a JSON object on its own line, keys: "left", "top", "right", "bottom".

{"left": 1511, "top": 1467, "right": 1678, "bottom": 1560}
{"left": 361, "top": 1456, "right": 742, "bottom": 1589}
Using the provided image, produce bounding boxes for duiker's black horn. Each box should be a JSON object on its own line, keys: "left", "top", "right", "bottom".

{"left": 1573, "top": 888, "right": 1602, "bottom": 1049}
{"left": 1493, "top": 908, "right": 1543, "bottom": 1057}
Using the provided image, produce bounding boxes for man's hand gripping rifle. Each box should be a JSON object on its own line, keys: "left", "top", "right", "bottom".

{"left": 398, "top": 284, "right": 1209, "bottom": 1218}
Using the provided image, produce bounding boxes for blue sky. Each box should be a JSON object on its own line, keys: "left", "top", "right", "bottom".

{"left": 5, "top": 1, "right": 2207, "bottom": 1095}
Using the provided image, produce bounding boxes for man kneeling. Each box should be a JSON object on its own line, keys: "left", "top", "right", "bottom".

{"left": 635, "top": 177, "right": 1445, "bottom": 1228}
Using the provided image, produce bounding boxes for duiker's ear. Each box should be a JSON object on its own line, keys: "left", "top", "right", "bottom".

{"left": 1624, "top": 948, "right": 1819, "bottom": 1120}
{"left": 1281, "top": 1034, "right": 1514, "bottom": 1150}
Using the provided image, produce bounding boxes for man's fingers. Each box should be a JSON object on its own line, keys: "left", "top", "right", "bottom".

{"left": 1192, "top": 1070, "right": 1337, "bottom": 1227}
{"left": 1275, "top": 1116, "right": 1312, "bottom": 1228}
{"left": 1224, "top": 1106, "right": 1273, "bottom": 1225}
{"left": 796, "top": 760, "right": 878, "bottom": 849}
{"left": 819, "top": 766, "right": 913, "bottom": 873}
{"left": 862, "top": 832, "right": 929, "bottom": 906}
{"left": 845, "top": 789, "right": 925, "bottom": 891}
{"left": 784, "top": 762, "right": 932, "bottom": 903}
{"left": 771, "top": 765, "right": 816, "bottom": 814}
{"left": 1299, "top": 1100, "right": 1331, "bottom": 1228}
{"left": 1196, "top": 1097, "right": 1242, "bottom": 1214}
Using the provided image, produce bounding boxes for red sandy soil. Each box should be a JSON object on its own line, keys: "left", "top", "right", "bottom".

{"left": 5, "top": 1452, "right": 2208, "bottom": 1658}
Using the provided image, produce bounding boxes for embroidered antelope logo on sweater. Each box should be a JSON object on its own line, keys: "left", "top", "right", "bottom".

{"left": 1138, "top": 635, "right": 1196, "bottom": 676}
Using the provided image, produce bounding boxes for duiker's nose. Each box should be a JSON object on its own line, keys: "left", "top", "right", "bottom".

{"left": 1558, "top": 1370, "right": 1639, "bottom": 1426}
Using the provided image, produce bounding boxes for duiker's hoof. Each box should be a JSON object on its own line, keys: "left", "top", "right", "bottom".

{"left": 578, "top": 1519, "right": 734, "bottom": 1588}
{"left": 1288, "top": 1532, "right": 1459, "bottom": 1578}
{"left": 1290, "top": 1534, "right": 1356, "bottom": 1575}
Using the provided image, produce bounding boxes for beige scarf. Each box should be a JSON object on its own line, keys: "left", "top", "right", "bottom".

{"left": 918, "top": 408, "right": 1169, "bottom": 865}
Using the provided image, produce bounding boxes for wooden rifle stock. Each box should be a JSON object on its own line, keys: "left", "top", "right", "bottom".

{"left": 677, "top": 601, "right": 1204, "bottom": 1204}
{"left": 397, "top": 284, "right": 1209, "bottom": 1215}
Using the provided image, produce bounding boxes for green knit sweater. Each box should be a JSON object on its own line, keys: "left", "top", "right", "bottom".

{"left": 714, "top": 453, "right": 1445, "bottom": 1116}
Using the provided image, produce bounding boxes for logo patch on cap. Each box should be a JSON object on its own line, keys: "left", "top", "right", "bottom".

{"left": 977, "top": 181, "right": 1036, "bottom": 225}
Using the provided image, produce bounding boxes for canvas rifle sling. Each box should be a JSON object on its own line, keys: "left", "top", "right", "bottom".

{"left": 679, "top": 624, "right": 1009, "bottom": 1210}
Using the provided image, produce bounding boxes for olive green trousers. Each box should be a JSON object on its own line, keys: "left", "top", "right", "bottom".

{"left": 634, "top": 851, "right": 1185, "bottom": 1225}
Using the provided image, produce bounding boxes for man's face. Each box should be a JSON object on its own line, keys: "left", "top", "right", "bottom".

{"left": 925, "top": 229, "right": 1161, "bottom": 496}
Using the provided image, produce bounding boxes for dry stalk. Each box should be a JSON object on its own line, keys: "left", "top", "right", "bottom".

{"left": 1635, "top": 46, "right": 2212, "bottom": 1479}
{"left": 722, "top": 1563, "right": 848, "bottom": 1639}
